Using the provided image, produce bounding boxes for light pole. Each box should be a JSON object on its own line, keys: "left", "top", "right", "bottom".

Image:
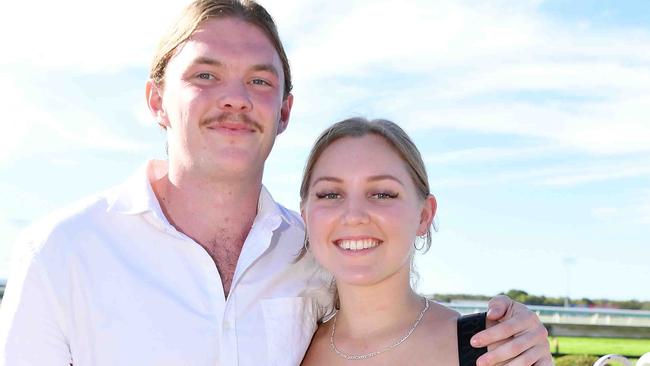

{"left": 563, "top": 257, "right": 576, "bottom": 307}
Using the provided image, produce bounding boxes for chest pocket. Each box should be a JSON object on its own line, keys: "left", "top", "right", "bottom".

{"left": 261, "top": 297, "right": 318, "bottom": 366}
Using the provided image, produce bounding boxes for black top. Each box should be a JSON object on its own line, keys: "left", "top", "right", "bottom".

{"left": 457, "top": 312, "right": 488, "bottom": 366}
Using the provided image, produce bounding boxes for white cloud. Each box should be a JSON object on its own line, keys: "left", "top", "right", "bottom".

{"left": 278, "top": 0, "right": 650, "bottom": 156}
{"left": 431, "top": 156, "right": 650, "bottom": 188}
{"left": 591, "top": 207, "right": 620, "bottom": 220}
{"left": 435, "top": 62, "right": 650, "bottom": 100}
{"left": 0, "top": 75, "right": 42, "bottom": 164}
{"left": 287, "top": 0, "right": 545, "bottom": 79}
{"left": 633, "top": 190, "right": 650, "bottom": 224}
{"left": 0, "top": 0, "right": 189, "bottom": 72}
{"left": 0, "top": 73, "right": 154, "bottom": 166}
{"left": 425, "top": 145, "right": 559, "bottom": 165}
{"left": 400, "top": 95, "right": 650, "bottom": 155}
{"left": 3, "top": 0, "right": 648, "bottom": 171}
{"left": 590, "top": 190, "right": 650, "bottom": 225}
{"left": 540, "top": 162, "right": 650, "bottom": 186}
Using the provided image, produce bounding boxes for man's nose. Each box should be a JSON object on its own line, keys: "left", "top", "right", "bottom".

{"left": 342, "top": 196, "right": 371, "bottom": 226}
{"left": 218, "top": 82, "right": 253, "bottom": 112}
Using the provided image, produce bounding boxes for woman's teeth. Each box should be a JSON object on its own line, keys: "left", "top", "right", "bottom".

{"left": 337, "top": 239, "right": 380, "bottom": 250}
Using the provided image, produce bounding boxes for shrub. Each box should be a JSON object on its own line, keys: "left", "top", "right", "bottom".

{"left": 555, "top": 355, "right": 599, "bottom": 366}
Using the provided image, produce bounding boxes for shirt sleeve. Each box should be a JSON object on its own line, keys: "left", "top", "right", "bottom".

{"left": 0, "top": 237, "right": 72, "bottom": 366}
{"left": 457, "top": 312, "right": 488, "bottom": 366}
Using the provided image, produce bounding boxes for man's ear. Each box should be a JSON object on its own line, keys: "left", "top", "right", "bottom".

{"left": 417, "top": 194, "right": 437, "bottom": 236}
{"left": 277, "top": 93, "right": 293, "bottom": 135}
{"left": 145, "top": 79, "right": 169, "bottom": 129}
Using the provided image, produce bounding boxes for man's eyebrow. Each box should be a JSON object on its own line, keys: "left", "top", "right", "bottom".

{"left": 367, "top": 175, "right": 405, "bottom": 186}
{"left": 191, "top": 57, "right": 223, "bottom": 67}
{"left": 310, "top": 176, "right": 342, "bottom": 187}
{"left": 250, "top": 63, "right": 280, "bottom": 78}
{"left": 188, "top": 58, "right": 279, "bottom": 78}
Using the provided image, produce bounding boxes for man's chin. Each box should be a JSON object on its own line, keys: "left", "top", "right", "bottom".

{"left": 199, "top": 157, "right": 265, "bottom": 181}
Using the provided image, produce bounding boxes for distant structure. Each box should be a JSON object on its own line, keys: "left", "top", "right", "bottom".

{"left": 443, "top": 300, "right": 650, "bottom": 339}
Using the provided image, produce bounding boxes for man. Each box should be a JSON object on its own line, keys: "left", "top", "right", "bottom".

{"left": 0, "top": 1, "right": 551, "bottom": 365}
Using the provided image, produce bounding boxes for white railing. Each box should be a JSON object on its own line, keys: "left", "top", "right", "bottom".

{"left": 441, "top": 302, "right": 650, "bottom": 328}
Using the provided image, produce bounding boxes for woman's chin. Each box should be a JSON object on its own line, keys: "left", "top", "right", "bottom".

{"left": 332, "top": 268, "right": 382, "bottom": 287}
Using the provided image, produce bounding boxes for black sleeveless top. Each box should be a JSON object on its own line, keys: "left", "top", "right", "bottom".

{"left": 457, "top": 312, "right": 488, "bottom": 366}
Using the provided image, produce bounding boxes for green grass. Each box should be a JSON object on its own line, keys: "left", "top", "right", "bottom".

{"left": 550, "top": 336, "right": 650, "bottom": 357}
{"left": 553, "top": 356, "right": 638, "bottom": 366}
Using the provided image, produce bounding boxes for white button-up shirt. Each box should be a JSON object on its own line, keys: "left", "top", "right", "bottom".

{"left": 0, "top": 161, "right": 332, "bottom": 366}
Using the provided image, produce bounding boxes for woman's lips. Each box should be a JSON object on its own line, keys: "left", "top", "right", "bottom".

{"left": 333, "top": 238, "right": 382, "bottom": 251}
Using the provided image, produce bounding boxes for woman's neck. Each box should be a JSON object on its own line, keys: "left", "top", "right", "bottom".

{"left": 334, "top": 268, "right": 425, "bottom": 340}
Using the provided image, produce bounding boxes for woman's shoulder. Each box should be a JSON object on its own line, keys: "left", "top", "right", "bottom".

{"left": 408, "top": 302, "right": 461, "bottom": 364}
{"left": 301, "top": 319, "right": 337, "bottom": 365}
{"left": 417, "top": 301, "right": 488, "bottom": 365}
{"left": 424, "top": 300, "right": 461, "bottom": 332}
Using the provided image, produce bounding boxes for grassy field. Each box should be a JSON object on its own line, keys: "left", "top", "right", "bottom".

{"left": 550, "top": 336, "right": 650, "bottom": 357}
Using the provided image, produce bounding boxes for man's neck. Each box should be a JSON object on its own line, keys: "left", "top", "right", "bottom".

{"left": 151, "top": 163, "right": 263, "bottom": 296}
{"left": 153, "top": 169, "right": 261, "bottom": 239}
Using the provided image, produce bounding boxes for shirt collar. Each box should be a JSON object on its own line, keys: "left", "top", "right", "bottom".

{"left": 106, "top": 160, "right": 290, "bottom": 231}
{"left": 106, "top": 160, "right": 166, "bottom": 216}
{"left": 256, "top": 185, "right": 284, "bottom": 232}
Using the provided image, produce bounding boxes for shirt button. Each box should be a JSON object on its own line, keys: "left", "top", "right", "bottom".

{"left": 223, "top": 321, "right": 231, "bottom": 331}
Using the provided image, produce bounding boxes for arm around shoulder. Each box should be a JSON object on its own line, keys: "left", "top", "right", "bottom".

{"left": 472, "top": 296, "right": 552, "bottom": 366}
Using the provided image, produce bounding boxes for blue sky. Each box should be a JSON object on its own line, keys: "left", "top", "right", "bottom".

{"left": 1, "top": 0, "right": 648, "bottom": 301}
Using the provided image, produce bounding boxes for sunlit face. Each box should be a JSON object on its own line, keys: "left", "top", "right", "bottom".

{"left": 301, "top": 135, "right": 436, "bottom": 287}
{"left": 146, "top": 17, "right": 293, "bottom": 179}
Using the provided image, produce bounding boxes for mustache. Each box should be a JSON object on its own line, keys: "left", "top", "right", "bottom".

{"left": 200, "top": 112, "right": 264, "bottom": 132}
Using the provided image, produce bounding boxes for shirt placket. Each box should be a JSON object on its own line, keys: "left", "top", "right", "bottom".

{"left": 220, "top": 215, "right": 280, "bottom": 365}
{"left": 161, "top": 218, "right": 229, "bottom": 366}
{"left": 219, "top": 294, "right": 238, "bottom": 366}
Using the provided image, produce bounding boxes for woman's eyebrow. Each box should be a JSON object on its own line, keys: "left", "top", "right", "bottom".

{"left": 367, "top": 174, "right": 405, "bottom": 186}
{"left": 311, "top": 175, "right": 405, "bottom": 187}
{"left": 311, "top": 176, "right": 342, "bottom": 187}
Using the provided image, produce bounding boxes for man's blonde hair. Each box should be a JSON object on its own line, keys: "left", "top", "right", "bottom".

{"left": 149, "top": 0, "right": 292, "bottom": 98}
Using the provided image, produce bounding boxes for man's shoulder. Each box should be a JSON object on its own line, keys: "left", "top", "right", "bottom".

{"left": 15, "top": 187, "right": 119, "bottom": 256}
{"left": 274, "top": 203, "right": 304, "bottom": 228}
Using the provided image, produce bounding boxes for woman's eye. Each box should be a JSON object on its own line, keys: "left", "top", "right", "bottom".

{"left": 315, "top": 192, "right": 340, "bottom": 200}
{"left": 372, "top": 192, "right": 398, "bottom": 199}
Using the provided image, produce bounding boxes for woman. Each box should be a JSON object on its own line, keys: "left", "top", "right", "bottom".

{"left": 298, "top": 118, "right": 546, "bottom": 365}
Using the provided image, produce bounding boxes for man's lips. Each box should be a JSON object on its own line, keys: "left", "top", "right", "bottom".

{"left": 200, "top": 112, "right": 264, "bottom": 133}
{"left": 206, "top": 121, "right": 256, "bottom": 134}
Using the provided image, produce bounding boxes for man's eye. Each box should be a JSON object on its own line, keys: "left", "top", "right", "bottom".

{"left": 197, "top": 73, "right": 214, "bottom": 80}
{"left": 315, "top": 192, "right": 340, "bottom": 200}
{"left": 251, "top": 78, "right": 270, "bottom": 86}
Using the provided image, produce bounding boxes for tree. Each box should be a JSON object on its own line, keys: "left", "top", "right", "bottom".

{"left": 505, "top": 289, "right": 529, "bottom": 303}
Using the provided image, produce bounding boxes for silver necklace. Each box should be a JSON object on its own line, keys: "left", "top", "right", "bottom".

{"left": 329, "top": 297, "right": 430, "bottom": 360}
